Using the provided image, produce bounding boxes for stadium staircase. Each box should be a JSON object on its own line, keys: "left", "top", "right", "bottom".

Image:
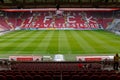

{"left": 106, "top": 19, "right": 120, "bottom": 30}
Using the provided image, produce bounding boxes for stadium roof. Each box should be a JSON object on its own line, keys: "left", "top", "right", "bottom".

{"left": 0, "top": 0, "right": 120, "bottom": 9}
{"left": 1, "top": 8, "right": 119, "bottom": 12}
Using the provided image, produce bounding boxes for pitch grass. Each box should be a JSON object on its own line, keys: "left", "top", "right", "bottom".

{"left": 0, "top": 30, "right": 120, "bottom": 60}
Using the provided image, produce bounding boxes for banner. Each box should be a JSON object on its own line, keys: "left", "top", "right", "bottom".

{"left": 9, "top": 56, "right": 42, "bottom": 61}
{"left": 76, "top": 56, "right": 114, "bottom": 61}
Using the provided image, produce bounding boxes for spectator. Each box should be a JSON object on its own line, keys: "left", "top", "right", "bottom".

{"left": 113, "top": 53, "right": 120, "bottom": 70}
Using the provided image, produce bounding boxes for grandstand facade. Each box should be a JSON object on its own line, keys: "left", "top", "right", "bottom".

{"left": 0, "top": 8, "right": 120, "bottom": 31}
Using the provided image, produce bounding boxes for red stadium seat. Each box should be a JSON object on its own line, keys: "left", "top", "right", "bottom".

{"left": 0, "top": 75, "right": 6, "bottom": 80}
{"left": 108, "top": 75, "right": 117, "bottom": 80}
{"left": 15, "top": 75, "right": 25, "bottom": 80}
{"left": 89, "top": 75, "right": 99, "bottom": 80}
{"left": 79, "top": 75, "right": 89, "bottom": 80}
{"left": 33, "top": 75, "right": 42, "bottom": 80}
{"left": 70, "top": 75, "right": 80, "bottom": 80}
{"left": 6, "top": 75, "right": 15, "bottom": 80}
{"left": 24, "top": 75, "right": 33, "bottom": 80}
{"left": 99, "top": 75, "right": 109, "bottom": 80}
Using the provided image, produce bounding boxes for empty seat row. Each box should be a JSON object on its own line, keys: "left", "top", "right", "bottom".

{"left": 11, "top": 62, "right": 102, "bottom": 71}
{"left": 0, "top": 71, "right": 118, "bottom": 76}
{"left": 0, "top": 74, "right": 120, "bottom": 80}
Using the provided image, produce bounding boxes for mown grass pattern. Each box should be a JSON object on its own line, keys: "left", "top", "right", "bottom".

{"left": 0, "top": 30, "right": 120, "bottom": 60}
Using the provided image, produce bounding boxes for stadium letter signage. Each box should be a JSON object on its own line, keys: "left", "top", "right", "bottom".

{"left": 67, "top": 16, "right": 76, "bottom": 23}
{"left": 21, "top": 12, "right": 100, "bottom": 30}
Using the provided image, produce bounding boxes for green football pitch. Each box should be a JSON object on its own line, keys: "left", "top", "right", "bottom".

{"left": 0, "top": 30, "right": 120, "bottom": 60}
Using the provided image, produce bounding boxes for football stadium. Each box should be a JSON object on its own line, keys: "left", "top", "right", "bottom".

{"left": 0, "top": 0, "right": 120, "bottom": 80}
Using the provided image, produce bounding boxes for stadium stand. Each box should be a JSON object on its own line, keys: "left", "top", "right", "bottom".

{"left": 0, "top": 65, "right": 120, "bottom": 80}
{"left": 0, "top": 9, "right": 117, "bottom": 31}
{"left": 0, "top": 8, "right": 120, "bottom": 80}
{"left": 0, "top": 60, "right": 119, "bottom": 80}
